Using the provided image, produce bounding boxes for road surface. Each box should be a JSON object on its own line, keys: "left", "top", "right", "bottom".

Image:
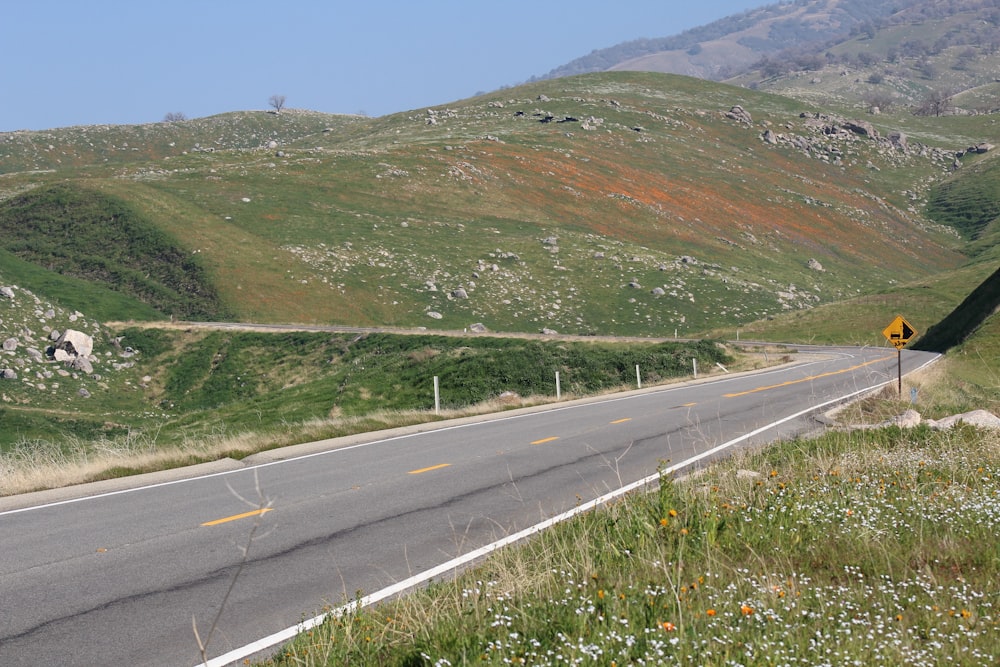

{"left": 0, "top": 345, "right": 934, "bottom": 666}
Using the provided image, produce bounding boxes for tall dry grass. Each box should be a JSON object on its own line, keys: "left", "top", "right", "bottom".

{"left": 0, "top": 394, "right": 564, "bottom": 496}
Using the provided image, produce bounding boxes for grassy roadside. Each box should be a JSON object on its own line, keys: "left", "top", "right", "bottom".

{"left": 0, "top": 333, "right": 751, "bottom": 496}
{"left": 255, "top": 402, "right": 1000, "bottom": 666}
{"left": 241, "top": 335, "right": 1000, "bottom": 667}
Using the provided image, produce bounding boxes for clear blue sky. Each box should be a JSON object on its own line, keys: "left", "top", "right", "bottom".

{"left": 3, "top": 0, "right": 768, "bottom": 132}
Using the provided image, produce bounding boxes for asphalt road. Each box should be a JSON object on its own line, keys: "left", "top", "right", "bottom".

{"left": 0, "top": 345, "right": 936, "bottom": 666}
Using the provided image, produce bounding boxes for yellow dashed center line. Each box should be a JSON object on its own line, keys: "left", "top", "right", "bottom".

{"left": 610, "top": 418, "right": 632, "bottom": 424}
{"left": 724, "top": 356, "right": 893, "bottom": 398}
{"left": 201, "top": 508, "right": 272, "bottom": 527}
{"left": 408, "top": 463, "right": 451, "bottom": 474}
{"left": 531, "top": 436, "right": 560, "bottom": 445}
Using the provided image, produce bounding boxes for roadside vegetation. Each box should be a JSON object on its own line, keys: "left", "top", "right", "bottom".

{"left": 0, "top": 331, "right": 741, "bottom": 495}
{"left": 243, "top": 262, "right": 1000, "bottom": 667}
{"left": 254, "top": 346, "right": 1000, "bottom": 667}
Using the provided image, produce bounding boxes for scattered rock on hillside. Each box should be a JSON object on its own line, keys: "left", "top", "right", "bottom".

{"left": 888, "top": 131, "right": 908, "bottom": 152}
{"left": 843, "top": 119, "right": 879, "bottom": 139}
{"left": 759, "top": 111, "right": 969, "bottom": 171}
{"left": 70, "top": 356, "right": 94, "bottom": 374}
{"left": 807, "top": 258, "right": 824, "bottom": 272}
{"left": 0, "top": 284, "right": 135, "bottom": 399}
{"left": 725, "top": 105, "right": 753, "bottom": 125}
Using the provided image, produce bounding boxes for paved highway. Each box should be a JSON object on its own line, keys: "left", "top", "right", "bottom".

{"left": 0, "top": 345, "right": 935, "bottom": 666}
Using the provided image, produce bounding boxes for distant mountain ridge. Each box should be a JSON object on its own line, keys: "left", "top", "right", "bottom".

{"left": 538, "top": 0, "right": 1000, "bottom": 112}
{"left": 540, "top": 0, "right": 912, "bottom": 81}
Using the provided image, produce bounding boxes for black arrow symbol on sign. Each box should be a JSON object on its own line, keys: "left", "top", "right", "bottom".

{"left": 901, "top": 321, "right": 914, "bottom": 339}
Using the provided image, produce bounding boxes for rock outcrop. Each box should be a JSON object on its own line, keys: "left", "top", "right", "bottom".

{"left": 849, "top": 409, "right": 1000, "bottom": 431}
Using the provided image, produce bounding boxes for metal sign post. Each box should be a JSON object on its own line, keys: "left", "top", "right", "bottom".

{"left": 897, "top": 348, "right": 902, "bottom": 397}
{"left": 882, "top": 315, "right": 917, "bottom": 397}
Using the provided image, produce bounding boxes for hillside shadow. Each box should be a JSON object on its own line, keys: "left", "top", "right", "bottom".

{"left": 912, "top": 265, "right": 1000, "bottom": 353}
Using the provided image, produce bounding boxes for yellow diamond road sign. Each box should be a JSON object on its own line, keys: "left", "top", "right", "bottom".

{"left": 883, "top": 315, "right": 917, "bottom": 349}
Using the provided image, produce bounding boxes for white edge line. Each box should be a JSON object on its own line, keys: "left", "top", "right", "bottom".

{"left": 198, "top": 353, "right": 938, "bottom": 667}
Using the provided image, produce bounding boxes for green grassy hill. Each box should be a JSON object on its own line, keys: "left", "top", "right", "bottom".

{"left": 0, "top": 183, "right": 228, "bottom": 319}
{"left": 0, "top": 72, "right": 983, "bottom": 336}
{"left": 1, "top": 71, "right": 998, "bottom": 493}
{"left": 0, "top": 108, "right": 361, "bottom": 174}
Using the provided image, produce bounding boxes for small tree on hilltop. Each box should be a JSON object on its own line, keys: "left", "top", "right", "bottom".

{"left": 163, "top": 111, "right": 187, "bottom": 122}
{"left": 915, "top": 89, "right": 954, "bottom": 117}
{"left": 268, "top": 94, "right": 286, "bottom": 113}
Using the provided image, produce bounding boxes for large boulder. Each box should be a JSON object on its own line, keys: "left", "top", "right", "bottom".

{"left": 929, "top": 410, "right": 1000, "bottom": 430}
{"left": 55, "top": 329, "right": 93, "bottom": 357}
{"left": 843, "top": 120, "right": 879, "bottom": 139}
{"left": 725, "top": 105, "right": 753, "bottom": 125}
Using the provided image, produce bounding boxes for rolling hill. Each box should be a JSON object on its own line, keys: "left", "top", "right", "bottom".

{"left": 0, "top": 72, "right": 988, "bottom": 339}
{"left": 0, "top": 49, "right": 998, "bottom": 497}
